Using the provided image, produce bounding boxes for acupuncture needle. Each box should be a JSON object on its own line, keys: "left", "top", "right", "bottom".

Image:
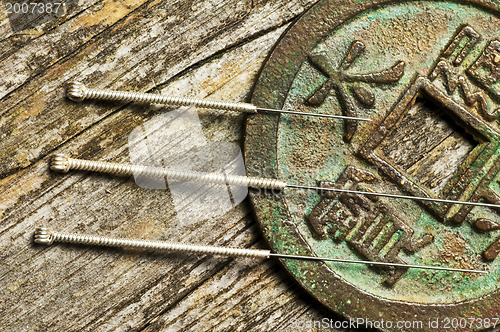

{"left": 66, "top": 82, "right": 371, "bottom": 121}
{"left": 51, "top": 154, "right": 500, "bottom": 210}
{"left": 33, "top": 228, "right": 486, "bottom": 274}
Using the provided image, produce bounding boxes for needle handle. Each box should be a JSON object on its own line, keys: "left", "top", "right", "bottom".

{"left": 34, "top": 228, "right": 271, "bottom": 258}
{"left": 51, "top": 154, "right": 287, "bottom": 190}
{"left": 67, "top": 82, "right": 258, "bottom": 113}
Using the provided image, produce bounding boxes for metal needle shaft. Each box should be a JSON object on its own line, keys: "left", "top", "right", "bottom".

{"left": 66, "top": 82, "right": 370, "bottom": 121}
{"left": 256, "top": 107, "right": 370, "bottom": 121}
{"left": 287, "top": 184, "right": 500, "bottom": 210}
{"left": 34, "top": 228, "right": 486, "bottom": 274}
{"left": 269, "top": 253, "right": 486, "bottom": 273}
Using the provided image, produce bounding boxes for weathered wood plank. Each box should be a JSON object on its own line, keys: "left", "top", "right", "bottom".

{"left": 0, "top": 1, "right": 356, "bottom": 329}
{"left": 0, "top": 0, "right": 314, "bottom": 176}
{"left": 0, "top": 0, "right": 147, "bottom": 96}
{"left": 142, "top": 241, "right": 353, "bottom": 332}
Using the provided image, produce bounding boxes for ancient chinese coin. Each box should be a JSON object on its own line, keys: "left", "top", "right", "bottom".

{"left": 246, "top": 1, "right": 500, "bottom": 330}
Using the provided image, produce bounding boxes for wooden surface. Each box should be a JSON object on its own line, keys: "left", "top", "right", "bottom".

{"left": 0, "top": 0, "right": 355, "bottom": 330}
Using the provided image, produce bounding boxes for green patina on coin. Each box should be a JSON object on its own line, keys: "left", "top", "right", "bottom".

{"left": 246, "top": 0, "right": 500, "bottom": 330}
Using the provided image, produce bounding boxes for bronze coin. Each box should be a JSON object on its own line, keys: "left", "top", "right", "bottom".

{"left": 246, "top": 0, "right": 500, "bottom": 330}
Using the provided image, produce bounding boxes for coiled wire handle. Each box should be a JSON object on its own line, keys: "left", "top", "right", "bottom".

{"left": 51, "top": 154, "right": 287, "bottom": 190}
{"left": 67, "top": 82, "right": 257, "bottom": 113}
{"left": 34, "top": 228, "right": 271, "bottom": 258}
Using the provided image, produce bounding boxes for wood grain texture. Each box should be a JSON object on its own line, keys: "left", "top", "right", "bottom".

{"left": 0, "top": 0, "right": 357, "bottom": 330}
{"left": 379, "top": 98, "right": 478, "bottom": 194}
